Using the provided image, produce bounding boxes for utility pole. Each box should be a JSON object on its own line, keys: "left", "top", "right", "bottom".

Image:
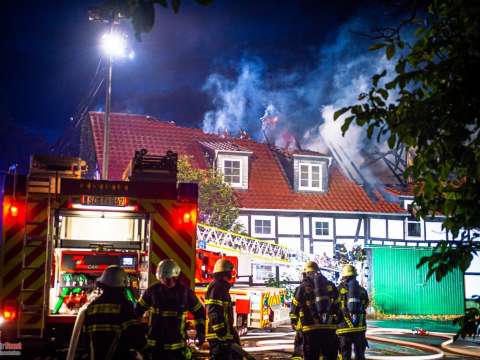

{"left": 102, "top": 21, "right": 114, "bottom": 180}
{"left": 89, "top": 7, "right": 132, "bottom": 179}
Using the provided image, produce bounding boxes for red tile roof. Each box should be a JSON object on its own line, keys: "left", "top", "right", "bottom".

{"left": 198, "top": 140, "right": 252, "bottom": 153}
{"left": 89, "top": 112, "right": 406, "bottom": 214}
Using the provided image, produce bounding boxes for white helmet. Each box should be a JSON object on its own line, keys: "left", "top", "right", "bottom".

{"left": 97, "top": 265, "right": 129, "bottom": 287}
{"left": 156, "top": 259, "right": 181, "bottom": 280}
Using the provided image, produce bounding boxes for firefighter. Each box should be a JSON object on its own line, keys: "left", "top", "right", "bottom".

{"left": 135, "top": 259, "right": 205, "bottom": 360}
{"left": 290, "top": 261, "right": 338, "bottom": 360}
{"left": 205, "top": 258, "right": 240, "bottom": 360}
{"left": 336, "top": 264, "right": 369, "bottom": 360}
{"left": 72, "top": 265, "right": 146, "bottom": 360}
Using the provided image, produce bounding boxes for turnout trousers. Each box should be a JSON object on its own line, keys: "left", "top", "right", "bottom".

{"left": 338, "top": 331, "right": 367, "bottom": 360}
{"left": 303, "top": 329, "right": 337, "bottom": 360}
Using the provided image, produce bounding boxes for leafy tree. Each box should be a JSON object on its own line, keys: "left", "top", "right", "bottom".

{"left": 177, "top": 155, "right": 243, "bottom": 232}
{"left": 335, "top": 0, "right": 480, "bottom": 338}
{"left": 93, "top": 0, "right": 213, "bottom": 40}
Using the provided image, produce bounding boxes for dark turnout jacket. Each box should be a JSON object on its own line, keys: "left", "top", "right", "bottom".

{"left": 83, "top": 289, "right": 146, "bottom": 360}
{"left": 336, "top": 278, "right": 369, "bottom": 335}
{"left": 135, "top": 282, "right": 205, "bottom": 350}
{"left": 205, "top": 278, "right": 235, "bottom": 341}
{"left": 290, "top": 276, "right": 338, "bottom": 332}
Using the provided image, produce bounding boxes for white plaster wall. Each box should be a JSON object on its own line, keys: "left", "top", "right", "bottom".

{"left": 278, "top": 237, "right": 302, "bottom": 251}
{"left": 465, "top": 275, "right": 480, "bottom": 299}
{"left": 467, "top": 254, "right": 480, "bottom": 273}
{"left": 336, "top": 218, "right": 363, "bottom": 237}
{"left": 236, "top": 215, "right": 249, "bottom": 233}
{"left": 388, "top": 219, "right": 404, "bottom": 240}
{"left": 336, "top": 238, "right": 356, "bottom": 251}
{"left": 425, "top": 222, "right": 446, "bottom": 240}
{"left": 465, "top": 255, "right": 480, "bottom": 299}
{"left": 312, "top": 242, "right": 334, "bottom": 257}
{"left": 370, "top": 218, "right": 386, "bottom": 238}
{"left": 278, "top": 216, "right": 301, "bottom": 235}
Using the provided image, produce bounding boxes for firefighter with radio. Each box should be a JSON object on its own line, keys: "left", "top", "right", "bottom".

{"left": 290, "top": 261, "right": 339, "bottom": 360}
{"left": 336, "top": 264, "right": 369, "bottom": 360}
{"left": 67, "top": 265, "right": 146, "bottom": 360}
{"left": 135, "top": 259, "right": 205, "bottom": 360}
{"left": 205, "top": 258, "right": 241, "bottom": 360}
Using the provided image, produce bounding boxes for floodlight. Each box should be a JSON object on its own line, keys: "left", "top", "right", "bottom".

{"left": 100, "top": 32, "right": 127, "bottom": 58}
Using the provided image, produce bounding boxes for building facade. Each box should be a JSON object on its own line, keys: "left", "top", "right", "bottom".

{"left": 81, "top": 112, "right": 479, "bottom": 302}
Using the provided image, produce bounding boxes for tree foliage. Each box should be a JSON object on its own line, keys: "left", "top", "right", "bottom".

{"left": 335, "top": 0, "right": 480, "bottom": 338}
{"left": 177, "top": 155, "right": 242, "bottom": 231}
{"left": 94, "top": 0, "right": 214, "bottom": 40}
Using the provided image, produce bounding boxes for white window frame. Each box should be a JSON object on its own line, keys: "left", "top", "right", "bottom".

{"left": 254, "top": 219, "right": 272, "bottom": 235}
{"left": 251, "top": 215, "right": 275, "bottom": 238}
{"left": 312, "top": 217, "right": 333, "bottom": 240}
{"left": 314, "top": 221, "right": 330, "bottom": 236}
{"left": 405, "top": 218, "right": 423, "bottom": 239}
{"left": 222, "top": 158, "right": 242, "bottom": 187}
{"left": 299, "top": 163, "right": 322, "bottom": 191}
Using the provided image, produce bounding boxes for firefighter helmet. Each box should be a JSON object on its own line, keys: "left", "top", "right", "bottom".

{"left": 97, "top": 265, "right": 129, "bottom": 287}
{"left": 213, "top": 259, "right": 234, "bottom": 274}
{"left": 342, "top": 264, "right": 357, "bottom": 277}
{"left": 156, "top": 259, "right": 181, "bottom": 280}
{"left": 303, "top": 261, "right": 320, "bottom": 273}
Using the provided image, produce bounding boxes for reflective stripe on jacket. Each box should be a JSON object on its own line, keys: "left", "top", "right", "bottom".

{"left": 289, "top": 277, "right": 339, "bottom": 332}
{"left": 135, "top": 282, "right": 205, "bottom": 350}
{"left": 336, "top": 278, "right": 369, "bottom": 335}
{"left": 82, "top": 290, "right": 145, "bottom": 360}
{"left": 205, "top": 278, "right": 234, "bottom": 341}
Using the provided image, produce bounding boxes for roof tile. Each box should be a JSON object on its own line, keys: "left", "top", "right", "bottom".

{"left": 89, "top": 112, "right": 405, "bottom": 214}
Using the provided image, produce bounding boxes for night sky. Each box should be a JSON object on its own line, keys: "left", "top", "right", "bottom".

{"left": 0, "top": 0, "right": 401, "bottom": 170}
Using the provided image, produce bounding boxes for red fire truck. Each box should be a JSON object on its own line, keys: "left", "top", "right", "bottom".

{"left": 0, "top": 151, "right": 289, "bottom": 353}
{"left": 0, "top": 151, "right": 198, "bottom": 345}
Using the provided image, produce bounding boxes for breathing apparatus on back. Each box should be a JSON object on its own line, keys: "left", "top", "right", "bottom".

{"left": 342, "top": 264, "right": 363, "bottom": 326}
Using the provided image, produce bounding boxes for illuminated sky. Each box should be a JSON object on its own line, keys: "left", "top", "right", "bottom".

{"left": 0, "top": 0, "right": 401, "bottom": 163}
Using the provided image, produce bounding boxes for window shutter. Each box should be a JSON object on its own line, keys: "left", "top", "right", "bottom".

{"left": 242, "top": 158, "right": 248, "bottom": 188}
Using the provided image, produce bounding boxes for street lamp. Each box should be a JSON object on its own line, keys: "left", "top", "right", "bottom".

{"left": 99, "top": 29, "right": 134, "bottom": 180}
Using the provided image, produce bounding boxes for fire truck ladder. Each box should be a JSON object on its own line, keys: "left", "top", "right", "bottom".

{"left": 17, "top": 175, "right": 53, "bottom": 339}
{"left": 197, "top": 223, "right": 341, "bottom": 274}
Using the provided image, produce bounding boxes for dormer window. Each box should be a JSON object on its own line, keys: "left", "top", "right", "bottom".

{"left": 299, "top": 163, "right": 322, "bottom": 190}
{"left": 198, "top": 141, "right": 252, "bottom": 190}
{"left": 293, "top": 154, "right": 331, "bottom": 193}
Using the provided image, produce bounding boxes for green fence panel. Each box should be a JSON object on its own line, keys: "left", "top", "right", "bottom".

{"left": 371, "top": 247, "right": 464, "bottom": 315}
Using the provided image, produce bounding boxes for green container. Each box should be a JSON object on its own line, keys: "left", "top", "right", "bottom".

{"left": 370, "top": 247, "right": 464, "bottom": 315}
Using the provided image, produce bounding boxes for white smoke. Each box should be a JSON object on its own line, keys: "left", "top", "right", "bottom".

{"left": 202, "top": 61, "right": 264, "bottom": 135}
{"left": 201, "top": 15, "right": 400, "bottom": 186}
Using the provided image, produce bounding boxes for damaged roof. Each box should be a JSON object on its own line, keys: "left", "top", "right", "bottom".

{"left": 88, "top": 112, "right": 406, "bottom": 214}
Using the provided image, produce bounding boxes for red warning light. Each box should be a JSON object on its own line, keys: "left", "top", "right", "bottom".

{"left": 183, "top": 209, "right": 197, "bottom": 224}
{"left": 9, "top": 205, "right": 19, "bottom": 217}
{"left": 3, "top": 305, "right": 17, "bottom": 321}
{"left": 175, "top": 206, "right": 197, "bottom": 227}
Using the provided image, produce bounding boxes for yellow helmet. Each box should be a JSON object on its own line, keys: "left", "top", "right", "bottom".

{"left": 303, "top": 261, "right": 320, "bottom": 273}
{"left": 213, "top": 259, "right": 234, "bottom": 274}
{"left": 342, "top": 264, "right": 357, "bottom": 277}
{"left": 156, "top": 259, "right": 181, "bottom": 280}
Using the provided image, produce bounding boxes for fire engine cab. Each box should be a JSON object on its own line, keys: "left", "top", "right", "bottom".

{"left": 0, "top": 151, "right": 198, "bottom": 344}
